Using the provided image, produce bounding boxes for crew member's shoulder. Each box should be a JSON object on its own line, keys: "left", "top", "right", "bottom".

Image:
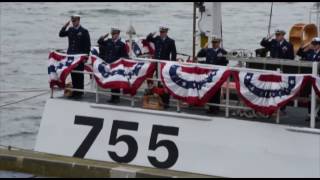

{"left": 285, "top": 39, "right": 293, "bottom": 46}
{"left": 118, "top": 38, "right": 126, "bottom": 45}
{"left": 167, "top": 36, "right": 175, "bottom": 43}
{"left": 220, "top": 48, "right": 227, "bottom": 52}
{"left": 80, "top": 26, "right": 89, "bottom": 33}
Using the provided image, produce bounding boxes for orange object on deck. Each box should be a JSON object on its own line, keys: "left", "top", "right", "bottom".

{"left": 289, "top": 23, "right": 318, "bottom": 55}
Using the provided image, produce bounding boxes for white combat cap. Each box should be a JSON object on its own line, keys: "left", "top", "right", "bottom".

{"left": 159, "top": 26, "right": 169, "bottom": 32}
{"left": 71, "top": 14, "right": 81, "bottom": 19}
{"left": 275, "top": 29, "right": 286, "bottom": 35}
{"left": 211, "top": 35, "right": 221, "bottom": 42}
{"left": 111, "top": 27, "right": 121, "bottom": 34}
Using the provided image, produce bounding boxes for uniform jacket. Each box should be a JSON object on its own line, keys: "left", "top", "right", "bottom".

{"left": 97, "top": 37, "right": 129, "bottom": 63}
{"left": 197, "top": 47, "right": 228, "bottom": 66}
{"left": 260, "top": 38, "right": 294, "bottom": 60}
{"left": 146, "top": 34, "right": 177, "bottom": 61}
{"left": 297, "top": 48, "right": 320, "bottom": 62}
{"left": 59, "top": 25, "right": 91, "bottom": 54}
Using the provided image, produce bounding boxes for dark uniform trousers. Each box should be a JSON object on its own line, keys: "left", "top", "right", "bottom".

{"left": 197, "top": 48, "right": 228, "bottom": 112}
{"left": 97, "top": 38, "right": 129, "bottom": 101}
{"left": 146, "top": 34, "right": 177, "bottom": 108}
{"left": 59, "top": 25, "right": 91, "bottom": 97}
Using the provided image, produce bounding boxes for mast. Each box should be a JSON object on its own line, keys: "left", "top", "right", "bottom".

{"left": 317, "top": 2, "right": 320, "bottom": 35}
{"left": 197, "top": 2, "right": 222, "bottom": 49}
{"left": 267, "top": 2, "right": 274, "bottom": 38}
{"left": 192, "top": 2, "right": 196, "bottom": 62}
{"left": 127, "top": 25, "right": 136, "bottom": 58}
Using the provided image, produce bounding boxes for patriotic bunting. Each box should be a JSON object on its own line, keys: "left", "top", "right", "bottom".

{"left": 311, "top": 75, "right": 320, "bottom": 97}
{"left": 160, "top": 62, "right": 231, "bottom": 106}
{"left": 233, "top": 71, "right": 308, "bottom": 115}
{"left": 48, "top": 51, "right": 88, "bottom": 88}
{"left": 91, "top": 55, "right": 156, "bottom": 95}
{"left": 48, "top": 50, "right": 318, "bottom": 114}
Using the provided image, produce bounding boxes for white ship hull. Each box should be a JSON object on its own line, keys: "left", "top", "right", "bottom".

{"left": 35, "top": 98, "right": 320, "bottom": 178}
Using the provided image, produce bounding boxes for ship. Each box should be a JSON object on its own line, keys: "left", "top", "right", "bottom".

{"left": 1, "top": 2, "right": 320, "bottom": 178}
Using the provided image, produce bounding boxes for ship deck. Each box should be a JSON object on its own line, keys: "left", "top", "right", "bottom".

{"left": 56, "top": 90, "right": 320, "bottom": 129}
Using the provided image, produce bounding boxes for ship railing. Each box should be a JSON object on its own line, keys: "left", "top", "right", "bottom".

{"left": 52, "top": 56, "right": 319, "bottom": 129}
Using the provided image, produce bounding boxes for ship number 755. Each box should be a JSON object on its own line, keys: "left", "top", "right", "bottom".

{"left": 72, "top": 115, "right": 179, "bottom": 169}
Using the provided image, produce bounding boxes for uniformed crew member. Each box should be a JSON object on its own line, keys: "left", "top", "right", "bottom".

{"left": 260, "top": 29, "right": 294, "bottom": 114}
{"left": 146, "top": 26, "right": 177, "bottom": 109}
{"left": 297, "top": 37, "right": 320, "bottom": 62}
{"left": 297, "top": 37, "right": 320, "bottom": 122}
{"left": 260, "top": 29, "right": 294, "bottom": 60}
{"left": 197, "top": 35, "right": 228, "bottom": 114}
{"left": 59, "top": 14, "right": 91, "bottom": 99}
{"left": 146, "top": 26, "right": 177, "bottom": 61}
{"left": 97, "top": 27, "right": 129, "bottom": 104}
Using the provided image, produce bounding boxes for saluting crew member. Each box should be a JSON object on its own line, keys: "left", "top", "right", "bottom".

{"left": 297, "top": 37, "right": 320, "bottom": 62}
{"left": 197, "top": 35, "right": 228, "bottom": 114}
{"left": 297, "top": 37, "right": 320, "bottom": 122}
{"left": 59, "top": 14, "right": 91, "bottom": 99}
{"left": 146, "top": 26, "right": 177, "bottom": 109}
{"left": 146, "top": 26, "right": 177, "bottom": 61}
{"left": 260, "top": 29, "right": 294, "bottom": 114}
{"left": 260, "top": 29, "right": 294, "bottom": 60}
{"left": 97, "top": 27, "right": 129, "bottom": 104}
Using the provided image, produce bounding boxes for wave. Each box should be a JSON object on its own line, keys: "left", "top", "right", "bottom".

{"left": 0, "top": 131, "right": 37, "bottom": 139}
{"left": 64, "top": 8, "right": 149, "bottom": 17}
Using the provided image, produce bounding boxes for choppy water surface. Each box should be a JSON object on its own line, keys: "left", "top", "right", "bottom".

{"left": 0, "top": 2, "right": 316, "bottom": 150}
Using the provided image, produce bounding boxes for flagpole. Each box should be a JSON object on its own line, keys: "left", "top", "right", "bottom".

{"left": 192, "top": 2, "right": 197, "bottom": 63}
{"left": 267, "top": 2, "right": 274, "bottom": 38}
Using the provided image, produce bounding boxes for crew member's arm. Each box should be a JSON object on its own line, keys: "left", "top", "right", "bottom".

{"left": 59, "top": 21, "right": 70, "bottom": 37}
{"left": 196, "top": 48, "right": 207, "bottom": 64}
{"left": 121, "top": 43, "right": 129, "bottom": 58}
{"left": 220, "top": 49, "right": 229, "bottom": 65}
{"left": 97, "top": 33, "right": 109, "bottom": 45}
{"left": 146, "top": 32, "right": 156, "bottom": 43}
{"left": 260, "top": 37, "right": 272, "bottom": 51}
{"left": 288, "top": 44, "right": 295, "bottom": 60}
{"left": 197, "top": 48, "right": 207, "bottom": 58}
{"left": 171, "top": 40, "right": 177, "bottom": 61}
{"left": 296, "top": 47, "right": 305, "bottom": 58}
{"left": 84, "top": 30, "right": 91, "bottom": 55}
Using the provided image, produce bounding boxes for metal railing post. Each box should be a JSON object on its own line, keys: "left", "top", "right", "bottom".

{"left": 310, "top": 62, "right": 318, "bottom": 128}
{"left": 276, "top": 68, "right": 281, "bottom": 124}
{"left": 177, "top": 100, "right": 181, "bottom": 113}
{"left": 131, "top": 96, "right": 135, "bottom": 107}
{"left": 96, "top": 81, "right": 99, "bottom": 104}
{"left": 157, "top": 62, "right": 161, "bottom": 80}
{"left": 225, "top": 66, "right": 230, "bottom": 118}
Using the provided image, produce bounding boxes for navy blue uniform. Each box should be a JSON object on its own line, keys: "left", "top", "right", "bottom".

{"left": 146, "top": 34, "right": 177, "bottom": 108}
{"left": 59, "top": 25, "right": 91, "bottom": 97}
{"left": 146, "top": 34, "right": 177, "bottom": 61}
{"left": 97, "top": 37, "right": 129, "bottom": 102}
{"left": 197, "top": 48, "right": 228, "bottom": 66}
{"left": 260, "top": 38, "right": 294, "bottom": 60}
{"left": 97, "top": 38, "right": 129, "bottom": 63}
{"left": 297, "top": 47, "right": 320, "bottom": 117}
{"left": 197, "top": 48, "right": 229, "bottom": 113}
{"left": 297, "top": 48, "right": 320, "bottom": 61}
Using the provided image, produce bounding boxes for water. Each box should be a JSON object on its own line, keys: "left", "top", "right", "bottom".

{"left": 0, "top": 2, "right": 316, "bottom": 150}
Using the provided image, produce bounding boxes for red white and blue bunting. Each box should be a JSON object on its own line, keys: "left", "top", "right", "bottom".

{"left": 160, "top": 62, "right": 231, "bottom": 105}
{"left": 233, "top": 71, "right": 308, "bottom": 115}
{"left": 311, "top": 75, "right": 320, "bottom": 97}
{"left": 48, "top": 51, "right": 320, "bottom": 114}
{"left": 91, "top": 55, "right": 156, "bottom": 95}
{"left": 48, "top": 51, "right": 88, "bottom": 88}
